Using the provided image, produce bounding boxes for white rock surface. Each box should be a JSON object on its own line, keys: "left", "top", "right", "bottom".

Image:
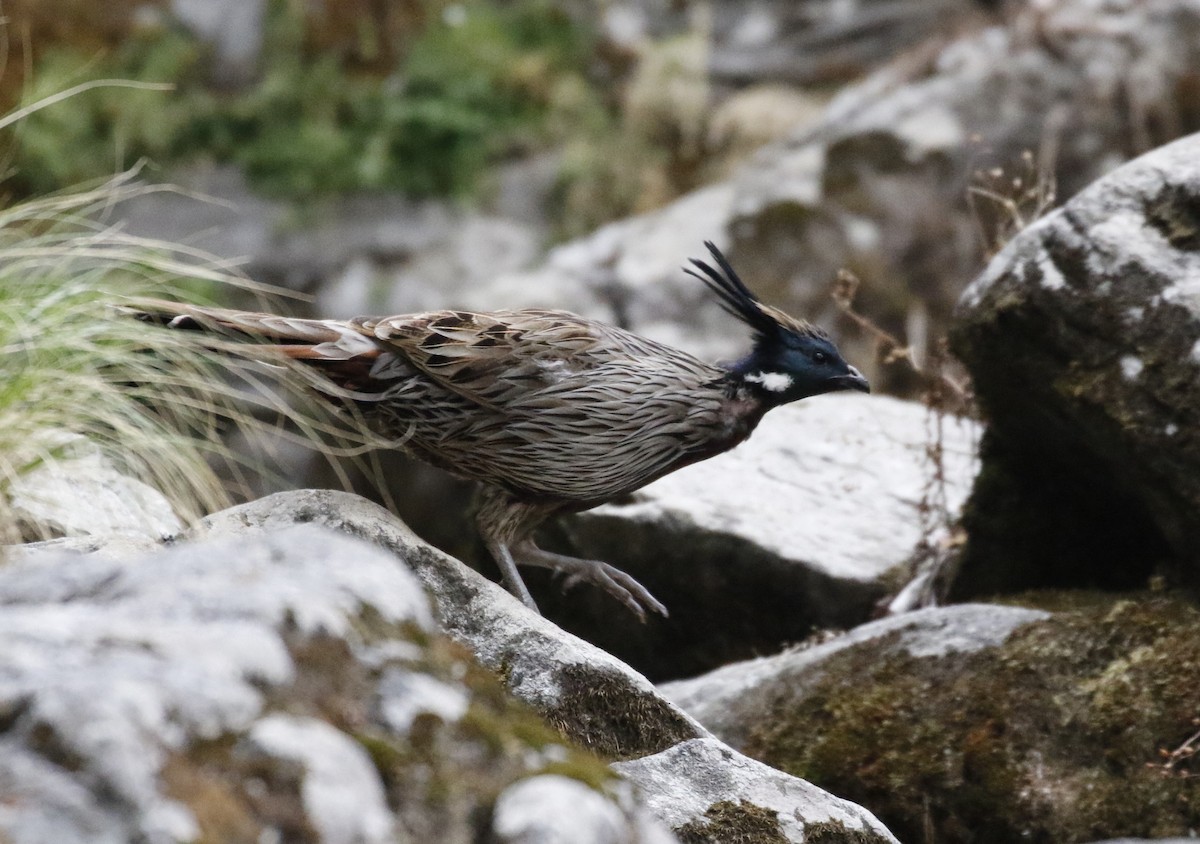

{"left": 660, "top": 604, "right": 1048, "bottom": 748}
{"left": 247, "top": 714, "right": 402, "bottom": 844}
{"left": 492, "top": 775, "right": 677, "bottom": 844}
{"left": 194, "top": 491, "right": 698, "bottom": 716}
{"left": 376, "top": 667, "right": 470, "bottom": 733}
{"left": 615, "top": 737, "right": 898, "bottom": 844}
{"left": 588, "top": 393, "right": 978, "bottom": 583}
{"left": 0, "top": 526, "right": 431, "bottom": 843}
{"left": 7, "top": 434, "right": 182, "bottom": 540}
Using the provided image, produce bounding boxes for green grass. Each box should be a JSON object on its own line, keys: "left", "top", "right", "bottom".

{"left": 0, "top": 170, "right": 246, "bottom": 540}
{"left": 0, "top": 161, "right": 395, "bottom": 543}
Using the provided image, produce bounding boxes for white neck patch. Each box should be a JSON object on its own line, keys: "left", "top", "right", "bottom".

{"left": 744, "top": 371, "right": 793, "bottom": 393}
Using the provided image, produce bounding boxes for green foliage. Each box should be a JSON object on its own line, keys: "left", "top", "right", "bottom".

{"left": 7, "top": 0, "right": 601, "bottom": 200}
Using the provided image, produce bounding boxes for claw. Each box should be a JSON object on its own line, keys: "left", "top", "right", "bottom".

{"left": 513, "top": 543, "right": 669, "bottom": 620}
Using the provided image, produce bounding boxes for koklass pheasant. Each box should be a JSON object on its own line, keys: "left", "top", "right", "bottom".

{"left": 138, "top": 242, "right": 868, "bottom": 618}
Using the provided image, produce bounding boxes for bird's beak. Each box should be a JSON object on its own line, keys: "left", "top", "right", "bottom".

{"left": 834, "top": 366, "right": 871, "bottom": 393}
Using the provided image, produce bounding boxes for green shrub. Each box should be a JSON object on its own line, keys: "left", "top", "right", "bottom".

{"left": 6, "top": 0, "right": 603, "bottom": 201}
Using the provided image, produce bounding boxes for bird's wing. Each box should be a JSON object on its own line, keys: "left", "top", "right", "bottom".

{"left": 358, "top": 308, "right": 686, "bottom": 407}
{"left": 357, "top": 309, "right": 728, "bottom": 502}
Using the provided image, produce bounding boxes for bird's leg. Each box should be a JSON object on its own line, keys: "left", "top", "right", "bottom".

{"left": 485, "top": 537, "right": 540, "bottom": 613}
{"left": 475, "top": 486, "right": 668, "bottom": 619}
{"left": 512, "top": 540, "right": 669, "bottom": 622}
{"left": 476, "top": 486, "right": 543, "bottom": 613}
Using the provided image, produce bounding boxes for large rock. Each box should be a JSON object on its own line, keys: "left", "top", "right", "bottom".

{"left": 0, "top": 525, "right": 669, "bottom": 844}
{"left": 192, "top": 491, "right": 706, "bottom": 761}
{"left": 660, "top": 599, "right": 1200, "bottom": 842}
{"left": 192, "top": 489, "right": 899, "bottom": 843}
{"left": 660, "top": 604, "right": 1049, "bottom": 747}
{"left": 950, "top": 132, "right": 1200, "bottom": 596}
{"left": 614, "top": 737, "right": 891, "bottom": 844}
{"left": 539, "top": 393, "right": 979, "bottom": 680}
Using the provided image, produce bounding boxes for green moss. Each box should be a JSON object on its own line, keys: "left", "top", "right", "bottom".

{"left": 675, "top": 800, "right": 789, "bottom": 844}
{"left": 543, "top": 664, "right": 702, "bottom": 760}
{"left": 340, "top": 623, "right": 616, "bottom": 834}
{"left": 743, "top": 596, "right": 1200, "bottom": 843}
{"left": 803, "top": 819, "right": 895, "bottom": 844}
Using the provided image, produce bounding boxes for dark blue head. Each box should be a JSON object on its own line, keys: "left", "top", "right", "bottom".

{"left": 685, "top": 241, "right": 869, "bottom": 406}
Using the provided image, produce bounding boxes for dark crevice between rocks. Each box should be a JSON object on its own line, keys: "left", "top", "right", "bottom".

{"left": 948, "top": 426, "right": 1168, "bottom": 598}
{"left": 536, "top": 514, "right": 887, "bottom": 683}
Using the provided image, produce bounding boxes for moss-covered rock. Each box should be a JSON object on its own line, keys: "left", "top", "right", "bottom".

{"left": 675, "top": 799, "right": 789, "bottom": 844}
{"left": 198, "top": 490, "right": 901, "bottom": 843}
{"left": 741, "top": 596, "right": 1200, "bottom": 843}
{"left": 0, "top": 525, "right": 629, "bottom": 844}
{"left": 951, "top": 134, "right": 1200, "bottom": 597}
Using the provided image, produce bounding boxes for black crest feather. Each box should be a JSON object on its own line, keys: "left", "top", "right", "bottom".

{"left": 684, "top": 241, "right": 779, "bottom": 340}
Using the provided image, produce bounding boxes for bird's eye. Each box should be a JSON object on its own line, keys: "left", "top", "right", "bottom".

{"left": 813, "top": 351, "right": 829, "bottom": 364}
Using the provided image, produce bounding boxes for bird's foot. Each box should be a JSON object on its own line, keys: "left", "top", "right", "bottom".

{"left": 559, "top": 560, "right": 669, "bottom": 621}
{"left": 516, "top": 544, "right": 668, "bottom": 621}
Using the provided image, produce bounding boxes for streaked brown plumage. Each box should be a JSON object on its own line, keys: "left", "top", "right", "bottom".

{"left": 135, "top": 242, "right": 868, "bottom": 618}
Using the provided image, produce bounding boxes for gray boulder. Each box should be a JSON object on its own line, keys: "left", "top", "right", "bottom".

{"left": 0, "top": 526, "right": 661, "bottom": 844}
{"left": 950, "top": 132, "right": 1200, "bottom": 595}
{"left": 660, "top": 598, "right": 1200, "bottom": 842}
{"left": 193, "top": 489, "right": 899, "bottom": 843}
{"left": 0, "top": 527, "right": 425, "bottom": 843}
{"left": 660, "top": 604, "right": 1048, "bottom": 748}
